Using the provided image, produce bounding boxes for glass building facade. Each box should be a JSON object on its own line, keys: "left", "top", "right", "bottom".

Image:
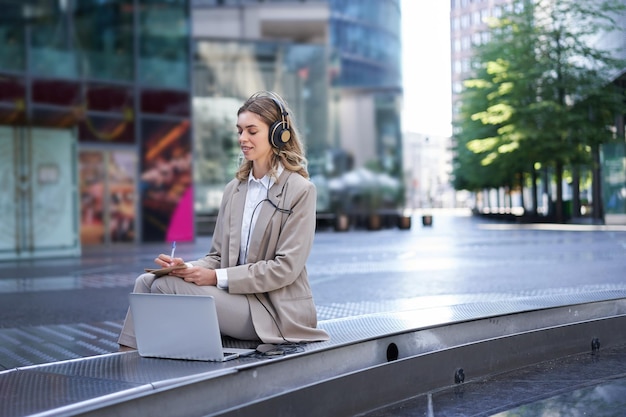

{"left": 192, "top": 40, "right": 328, "bottom": 216}
{"left": 0, "top": 0, "right": 192, "bottom": 259}
{"left": 328, "top": 0, "right": 404, "bottom": 185}
{"left": 598, "top": 11, "right": 626, "bottom": 222}
{"left": 190, "top": 0, "right": 405, "bottom": 229}
{"left": 329, "top": 0, "right": 402, "bottom": 90}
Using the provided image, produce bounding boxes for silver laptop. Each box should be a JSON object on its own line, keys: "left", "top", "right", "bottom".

{"left": 129, "top": 293, "right": 256, "bottom": 361}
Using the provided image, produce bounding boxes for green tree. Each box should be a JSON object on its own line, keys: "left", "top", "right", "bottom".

{"left": 453, "top": 0, "right": 626, "bottom": 222}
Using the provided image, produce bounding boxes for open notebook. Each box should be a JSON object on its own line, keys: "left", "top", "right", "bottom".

{"left": 129, "top": 293, "right": 256, "bottom": 361}
{"left": 144, "top": 264, "right": 187, "bottom": 278}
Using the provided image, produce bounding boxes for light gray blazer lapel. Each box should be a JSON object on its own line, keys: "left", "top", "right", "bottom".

{"left": 229, "top": 180, "right": 247, "bottom": 266}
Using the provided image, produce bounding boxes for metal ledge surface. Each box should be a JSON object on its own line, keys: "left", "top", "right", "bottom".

{"left": 1, "top": 290, "right": 626, "bottom": 417}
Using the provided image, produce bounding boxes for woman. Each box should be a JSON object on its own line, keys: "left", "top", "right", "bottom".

{"left": 118, "top": 91, "right": 329, "bottom": 349}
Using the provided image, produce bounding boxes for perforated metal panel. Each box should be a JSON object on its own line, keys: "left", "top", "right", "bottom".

{"left": 1, "top": 291, "right": 625, "bottom": 417}
{"left": 0, "top": 370, "right": 147, "bottom": 417}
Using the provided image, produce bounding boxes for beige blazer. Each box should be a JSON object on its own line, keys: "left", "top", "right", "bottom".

{"left": 191, "top": 170, "right": 330, "bottom": 344}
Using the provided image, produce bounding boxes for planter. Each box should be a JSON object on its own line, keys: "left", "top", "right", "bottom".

{"left": 397, "top": 215, "right": 411, "bottom": 230}
{"left": 422, "top": 215, "right": 433, "bottom": 227}
{"left": 367, "top": 214, "right": 382, "bottom": 230}
{"left": 334, "top": 214, "right": 350, "bottom": 232}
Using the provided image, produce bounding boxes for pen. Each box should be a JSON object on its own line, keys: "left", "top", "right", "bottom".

{"left": 170, "top": 241, "right": 176, "bottom": 264}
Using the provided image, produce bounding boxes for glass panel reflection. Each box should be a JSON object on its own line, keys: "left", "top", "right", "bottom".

{"left": 0, "top": 75, "right": 25, "bottom": 103}
{"left": 139, "top": 0, "right": 189, "bottom": 89}
{"left": 329, "top": 0, "right": 401, "bottom": 88}
{"left": 32, "top": 107, "right": 77, "bottom": 128}
{"left": 32, "top": 79, "right": 80, "bottom": 106}
{"left": 79, "top": 151, "right": 106, "bottom": 244}
{"left": 141, "top": 117, "right": 193, "bottom": 242}
{"left": 192, "top": 40, "right": 328, "bottom": 214}
{"left": 141, "top": 89, "right": 190, "bottom": 116}
{"left": 108, "top": 150, "right": 137, "bottom": 242}
{"left": 74, "top": 0, "right": 134, "bottom": 82}
{"left": 78, "top": 114, "right": 134, "bottom": 144}
{"left": 30, "top": 3, "right": 78, "bottom": 78}
{"left": 0, "top": 75, "right": 26, "bottom": 125}
{"left": 86, "top": 83, "right": 134, "bottom": 113}
{"left": 603, "top": 142, "right": 626, "bottom": 216}
{"left": 79, "top": 150, "right": 138, "bottom": 244}
{"left": 0, "top": 4, "right": 25, "bottom": 72}
{"left": 0, "top": 107, "right": 26, "bottom": 125}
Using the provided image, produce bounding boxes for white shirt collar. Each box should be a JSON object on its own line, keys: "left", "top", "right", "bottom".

{"left": 246, "top": 164, "right": 284, "bottom": 189}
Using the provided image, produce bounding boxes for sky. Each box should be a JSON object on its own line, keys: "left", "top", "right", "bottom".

{"left": 401, "top": 0, "right": 452, "bottom": 137}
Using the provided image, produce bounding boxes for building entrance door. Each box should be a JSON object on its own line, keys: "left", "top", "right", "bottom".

{"left": 0, "top": 127, "right": 80, "bottom": 260}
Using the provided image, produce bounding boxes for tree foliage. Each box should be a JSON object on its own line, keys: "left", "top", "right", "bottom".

{"left": 452, "top": 0, "right": 626, "bottom": 220}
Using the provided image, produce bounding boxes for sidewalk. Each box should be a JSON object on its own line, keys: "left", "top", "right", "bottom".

{"left": 2, "top": 210, "right": 626, "bottom": 369}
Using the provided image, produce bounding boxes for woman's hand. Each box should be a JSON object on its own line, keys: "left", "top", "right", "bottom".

{"left": 154, "top": 254, "right": 217, "bottom": 285}
{"left": 155, "top": 254, "right": 185, "bottom": 267}
{"left": 175, "top": 266, "right": 218, "bottom": 286}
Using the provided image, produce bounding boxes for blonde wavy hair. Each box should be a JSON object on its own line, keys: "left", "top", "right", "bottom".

{"left": 235, "top": 91, "right": 309, "bottom": 181}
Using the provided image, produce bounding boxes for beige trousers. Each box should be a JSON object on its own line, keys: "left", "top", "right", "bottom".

{"left": 117, "top": 273, "right": 258, "bottom": 348}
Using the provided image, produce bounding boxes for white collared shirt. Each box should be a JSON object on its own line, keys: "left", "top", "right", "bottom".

{"left": 240, "top": 172, "right": 275, "bottom": 264}
{"left": 215, "top": 165, "right": 283, "bottom": 289}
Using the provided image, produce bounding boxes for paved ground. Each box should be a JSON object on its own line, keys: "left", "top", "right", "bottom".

{"left": 2, "top": 209, "right": 626, "bottom": 369}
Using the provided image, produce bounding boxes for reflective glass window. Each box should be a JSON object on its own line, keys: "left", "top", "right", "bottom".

{"left": 30, "top": 3, "right": 78, "bottom": 78}
{"left": 0, "top": 107, "right": 26, "bottom": 125}
{"left": 32, "top": 79, "right": 80, "bottom": 106}
{"left": 86, "top": 83, "right": 134, "bottom": 113}
{"left": 375, "top": 94, "right": 402, "bottom": 176}
{"left": 0, "top": 4, "right": 25, "bottom": 72}
{"left": 329, "top": 0, "right": 401, "bottom": 89}
{"left": 140, "top": 117, "right": 193, "bottom": 242}
{"left": 603, "top": 142, "right": 626, "bottom": 215}
{"left": 74, "top": 0, "right": 134, "bottom": 82}
{"left": 0, "top": 75, "right": 26, "bottom": 104}
{"left": 192, "top": 40, "right": 328, "bottom": 213}
{"left": 139, "top": 0, "right": 190, "bottom": 89}
{"left": 31, "top": 107, "right": 76, "bottom": 128}
{"left": 0, "top": 74, "right": 26, "bottom": 125}
{"left": 141, "top": 89, "right": 190, "bottom": 116}
{"left": 107, "top": 150, "right": 137, "bottom": 242}
{"left": 79, "top": 151, "right": 106, "bottom": 244}
{"left": 78, "top": 114, "right": 134, "bottom": 144}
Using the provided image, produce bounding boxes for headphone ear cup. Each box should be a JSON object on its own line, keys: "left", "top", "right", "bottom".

{"left": 270, "top": 120, "right": 291, "bottom": 148}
